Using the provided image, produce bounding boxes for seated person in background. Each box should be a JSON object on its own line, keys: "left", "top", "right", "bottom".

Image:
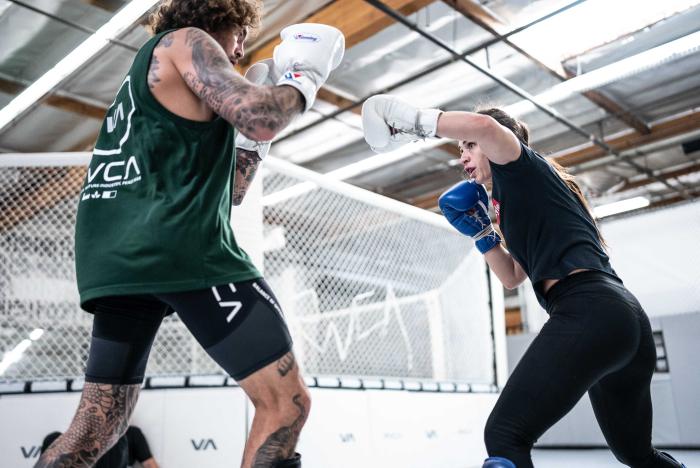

{"left": 126, "top": 426, "right": 159, "bottom": 468}
{"left": 41, "top": 430, "right": 128, "bottom": 467}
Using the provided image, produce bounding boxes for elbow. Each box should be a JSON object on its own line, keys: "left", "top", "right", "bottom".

{"left": 475, "top": 114, "right": 501, "bottom": 139}
{"left": 252, "top": 128, "right": 276, "bottom": 142}
{"left": 232, "top": 191, "right": 244, "bottom": 206}
{"left": 239, "top": 127, "right": 275, "bottom": 143}
{"left": 502, "top": 272, "right": 527, "bottom": 290}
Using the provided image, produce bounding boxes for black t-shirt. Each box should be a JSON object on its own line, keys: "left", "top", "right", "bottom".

{"left": 41, "top": 431, "right": 128, "bottom": 468}
{"left": 489, "top": 143, "right": 617, "bottom": 307}
{"left": 126, "top": 426, "right": 153, "bottom": 465}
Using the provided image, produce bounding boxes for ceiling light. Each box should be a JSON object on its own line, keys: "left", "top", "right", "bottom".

{"left": 511, "top": 0, "right": 700, "bottom": 63}
{"left": 594, "top": 196, "right": 650, "bottom": 218}
{"left": 506, "top": 30, "right": 700, "bottom": 117}
{"left": 0, "top": 0, "right": 159, "bottom": 132}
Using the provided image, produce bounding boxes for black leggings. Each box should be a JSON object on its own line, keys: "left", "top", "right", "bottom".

{"left": 485, "top": 271, "right": 677, "bottom": 468}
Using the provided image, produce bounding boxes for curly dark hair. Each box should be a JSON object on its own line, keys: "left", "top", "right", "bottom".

{"left": 148, "top": 0, "right": 263, "bottom": 35}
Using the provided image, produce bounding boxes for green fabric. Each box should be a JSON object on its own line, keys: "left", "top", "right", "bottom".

{"left": 75, "top": 30, "right": 260, "bottom": 311}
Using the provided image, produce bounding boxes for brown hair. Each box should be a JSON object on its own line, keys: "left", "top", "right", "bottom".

{"left": 477, "top": 107, "right": 607, "bottom": 248}
{"left": 148, "top": 0, "right": 263, "bottom": 35}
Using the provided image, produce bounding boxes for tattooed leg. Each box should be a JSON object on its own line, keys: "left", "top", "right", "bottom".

{"left": 35, "top": 383, "right": 140, "bottom": 468}
{"left": 239, "top": 352, "right": 310, "bottom": 468}
{"left": 276, "top": 352, "right": 295, "bottom": 378}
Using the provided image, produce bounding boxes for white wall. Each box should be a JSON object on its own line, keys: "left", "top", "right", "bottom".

{"left": 599, "top": 200, "right": 700, "bottom": 318}
{"left": 518, "top": 200, "right": 700, "bottom": 334}
{"left": 0, "top": 387, "right": 498, "bottom": 468}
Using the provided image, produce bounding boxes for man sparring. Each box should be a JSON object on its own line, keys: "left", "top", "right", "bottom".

{"left": 36, "top": 1, "right": 344, "bottom": 467}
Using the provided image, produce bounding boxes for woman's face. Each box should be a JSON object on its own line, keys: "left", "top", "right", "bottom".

{"left": 459, "top": 140, "right": 492, "bottom": 184}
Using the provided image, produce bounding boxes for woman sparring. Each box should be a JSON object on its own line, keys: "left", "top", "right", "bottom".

{"left": 361, "top": 95, "right": 686, "bottom": 468}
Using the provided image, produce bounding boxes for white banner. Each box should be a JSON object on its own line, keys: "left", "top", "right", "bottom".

{"left": 0, "top": 387, "right": 498, "bottom": 467}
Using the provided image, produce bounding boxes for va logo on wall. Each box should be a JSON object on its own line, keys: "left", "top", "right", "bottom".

{"left": 93, "top": 75, "right": 137, "bottom": 156}
{"left": 191, "top": 439, "right": 218, "bottom": 451}
{"left": 20, "top": 445, "right": 41, "bottom": 458}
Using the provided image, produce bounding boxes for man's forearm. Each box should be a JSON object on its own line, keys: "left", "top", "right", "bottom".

{"left": 233, "top": 148, "right": 263, "bottom": 206}
{"left": 181, "top": 28, "right": 303, "bottom": 141}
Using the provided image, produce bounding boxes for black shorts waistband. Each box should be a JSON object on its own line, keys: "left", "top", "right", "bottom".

{"left": 545, "top": 270, "right": 624, "bottom": 311}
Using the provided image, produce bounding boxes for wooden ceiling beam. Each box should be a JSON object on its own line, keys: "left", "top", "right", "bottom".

{"left": 238, "top": 0, "right": 438, "bottom": 115}
{"left": 241, "top": 0, "right": 436, "bottom": 67}
{"left": 0, "top": 77, "right": 108, "bottom": 120}
{"left": 647, "top": 189, "right": 700, "bottom": 210}
{"left": 0, "top": 133, "right": 96, "bottom": 233}
{"left": 81, "top": 0, "right": 124, "bottom": 12}
{"left": 0, "top": 166, "right": 85, "bottom": 234}
{"left": 408, "top": 187, "right": 450, "bottom": 209}
{"left": 616, "top": 161, "right": 700, "bottom": 192}
{"left": 552, "top": 110, "right": 700, "bottom": 167}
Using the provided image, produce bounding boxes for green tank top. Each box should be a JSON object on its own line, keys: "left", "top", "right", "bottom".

{"left": 75, "top": 30, "right": 260, "bottom": 311}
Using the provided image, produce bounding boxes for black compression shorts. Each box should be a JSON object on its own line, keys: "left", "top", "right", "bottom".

{"left": 84, "top": 278, "right": 293, "bottom": 384}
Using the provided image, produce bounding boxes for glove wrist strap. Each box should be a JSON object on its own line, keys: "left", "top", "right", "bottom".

{"left": 474, "top": 227, "right": 501, "bottom": 254}
{"left": 473, "top": 224, "right": 494, "bottom": 241}
{"left": 277, "top": 70, "right": 317, "bottom": 112}
{"left": 415, "top": 108, "right": 442, "bottom": 138}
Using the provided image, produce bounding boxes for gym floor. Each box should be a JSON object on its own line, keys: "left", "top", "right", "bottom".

{"left": 531, "top": 449, "right": 700, "bottom": 467}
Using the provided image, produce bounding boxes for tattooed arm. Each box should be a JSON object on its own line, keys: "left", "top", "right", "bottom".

{"left": 171, "top": 28, "right": 303, "bottom": 141}
{"left": 233, "top": 148, "right": 262, "bottom": 206}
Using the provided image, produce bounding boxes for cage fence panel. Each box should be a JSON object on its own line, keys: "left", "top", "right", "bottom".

{"left": 0, "top": 157, "right": 495, "bottom": 385}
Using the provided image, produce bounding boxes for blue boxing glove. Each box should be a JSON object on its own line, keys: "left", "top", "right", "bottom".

{"left": 438, "top": 180, "right": 501, "bottom": 254}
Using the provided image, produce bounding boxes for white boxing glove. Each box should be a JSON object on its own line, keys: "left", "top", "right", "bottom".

{"left": 362, "top": 94, "right": 443, "bottom": 153}
{"left": 235, "top": 59, "right": 280, "bottom": 159}
{"left": 243, "top": 58, "right": 280, "bottom": 86}
{"left": 273, "top": 23, "right": 345, "bottom": 112}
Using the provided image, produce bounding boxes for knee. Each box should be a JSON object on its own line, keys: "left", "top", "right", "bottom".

{"left": 484, "top": 413, "right": 507, "bottom": 454}
{"left": 253, "top": 380, "right": 311, "bottom": 425}
{"left": 484, "top": 412, "right": 530, "bottom": 457}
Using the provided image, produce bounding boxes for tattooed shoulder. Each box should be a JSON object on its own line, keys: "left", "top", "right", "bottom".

{"left": 147, "top": 54, "right": 161, "bottom": 89}
{"left": 157, "top": 32, "right": 174, "bottom": 49}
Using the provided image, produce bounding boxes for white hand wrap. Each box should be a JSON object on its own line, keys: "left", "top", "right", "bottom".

{"left": 362, "top": 94, "right": 442, "bottom": 153}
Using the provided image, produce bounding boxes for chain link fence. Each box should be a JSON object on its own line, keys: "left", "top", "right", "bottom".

{"left": 0, "top": 156, "right": 496, "bottom": 385}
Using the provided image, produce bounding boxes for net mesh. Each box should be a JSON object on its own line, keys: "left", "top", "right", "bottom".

{"left": 0, "top": 160, "right": 495, "bottom": 384}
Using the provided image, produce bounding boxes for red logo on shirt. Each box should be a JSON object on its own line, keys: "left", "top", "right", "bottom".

{"left": 492, "top": 198, "right": 501, "bottom": 224}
